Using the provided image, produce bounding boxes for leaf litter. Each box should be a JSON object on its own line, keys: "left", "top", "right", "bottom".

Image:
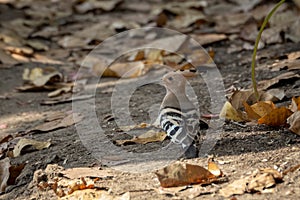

{"left": 1, "top": 0, "right": 300, "bottom": 199}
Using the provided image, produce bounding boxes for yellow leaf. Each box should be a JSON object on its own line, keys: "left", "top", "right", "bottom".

{"left": 22, "top": 67, "right": 43, "bottom": 81}
{"left": 208, "top": 161, "right": 223, "bottom": 177}
{"left": 219, "top": 101, "right": 245, "bottom": 122}
{"left": 13, "top": 138, "right": 51, "bottom": 157}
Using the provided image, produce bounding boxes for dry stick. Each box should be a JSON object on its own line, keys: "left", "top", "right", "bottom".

{"left": 251, "top": 0, "right": 286, "bottom": 101}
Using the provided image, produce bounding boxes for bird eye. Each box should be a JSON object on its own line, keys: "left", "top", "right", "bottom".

{"left": 168, "top": 77, "right": 173, "bottom": 81}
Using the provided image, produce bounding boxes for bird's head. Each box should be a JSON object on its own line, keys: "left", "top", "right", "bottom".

{"left": 162, "top": 71, "right": 188, "bottom": 94}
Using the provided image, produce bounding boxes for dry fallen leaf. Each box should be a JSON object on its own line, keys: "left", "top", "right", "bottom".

{"left": 115, "top": 130, "right": 167, "bottom": 145}
{"left": 0, "top": 48, "right": 19, "bottom": 65}
{"left": 156, "top": 185, "right": 187, "bottom": 196}
{"left": 74, "top": 0, "right": 122, "bottom": 13}
{"left": 119, "top": 123, "right": 150, "bottom": 131}
{"left": 62, "top": 167, "right": 114, "bottom": 179}
{"left": 13, "top": 138, "right": 51, "bottom": 157}
{"left": 155, "top": 162, "right": 217, "bottom": 188}
{"left": 287, "top": 111, "right": 300, "bottom": 135}
{"left": 22, "top": 67, "right": 63, "bottom": 87}
{"left": 219, "top": 177, "right": 249, "bottom": 197}
{"left": 219, "top": 168, "right": 283, "bottom": 197}
{"left": 258, "top": 107, "right": 293, "bottom": 127}
{"left": 250, "top": 101, "right": 276, "bottom": 117}
{"left": 47, "top": 84, "right": 73, "bottom": 98}
{"left": 191, "top": 33, "right": 227, "bottom": 46}
{"left": 18, "top": 67, "right": 65, "bottom": 92}
{"left": 0, "top": 134, "right": 13, "bottom": 145}
{"left": 22, "top": 67, "right": 43, "bottom": 82}
{"left": 219, "top": 101, "right": 245, "bottom": 122}
{"left": 247, "top": 168, "right": 282, "bottom": 192}
{"left": 208, "top": 161, "right": 223, "bottom": 177}
{"left": 41, "top": 94, "right": 93, "bottom": 105}
{"left": 109, "top": 61, "right": 146, "bottom": 78}
{"left": 230, "top": 89, "right": 254, "bottom": 109}
{"left": 8, "top": 163, "right": 25, "bottom": 187}
{"left": 243, "top": 101, "right": 261, "bottom": 120}
{"left": 257, "top": 72, "right": 300, "bottom": 90}
{"left": 145, "top": 49, "right": 163, "bottom": 64}
{"left": 229, "top": 89, "right": 284, "bottom": 109}
{"left": 268, "top": 59, "right": 300, "bottom": 72}
{"left": 28, "top": 113, "right": 83, "bottom": 133}
{"left": 61, "top": 189, "right": 130, "bottom": 200}
{"left": 0, "top": 157, "right": 10, "bottom": 193}
{"left": 290, "top": 96, "right": 300, "bottom": 112}
{"left": 260, "top": 88, "right": 285, "bottom": 102}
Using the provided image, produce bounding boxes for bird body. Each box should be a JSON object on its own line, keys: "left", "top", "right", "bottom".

{"left": 158, "top": 71, "right": 199, "bottom": 158}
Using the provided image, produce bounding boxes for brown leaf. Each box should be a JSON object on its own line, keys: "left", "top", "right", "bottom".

{"left": 4, "top": 46, "right": 33, "bottom": 56}
{"left": 268, "top": 59, "right": 300, "bottom": 72}
{"left": 168, "top": 10, "right": 206, "bottom": 30}
{"left": 0, "top": 49, "right": 18, "bottom": 65}
{"left": 287, "top": 111, "right": 300, "bottom": 135}
{"left": 13, "top": 138, "right": 51, "bottom": 157}
{"left": 0, "top": 157, "right": 10, "bottom": 193}
{"left": 74, "top": 0, "right": 122, "bottom": 13}
{"left": 131, "top": 50, "right": 145, "bottom": 61}
{"left": 61, "top": 189, "right": 130, "bottom": 200}
{"left": 257, "top": 72, "right": 300, "bottom": 90}
{"left": 155, "top": 163, "right": 217, "bottom": 188}
{"left": 219, "top": 177, "right": 249, "bottom": 197}
{"left": 219, "top": 168, "right": 282, "bottom": 197}
{"left": 26, "top": 39, "right": 49, "bottom": 51}
{"left": 0, "top": 134, "right": 13, "bottom": 145}
{"left": 260, "top": 89, "right": 285, "bottom": 102}
{"left": 230, "top": 89, "right": 254, "bottom": 109}
{"left": 119, "top": 123, "right": 150, "bottom": 131}
{"left": 250, "top": 101, "right": 276, "bottom": 118}
{"left": 115, "top": 130, "right": 166, "bottom": 145}
{"left": 57, "top": 35, "right": 87, "bottom": 48}
{"left": 247, "top": 168, "right": 282, "bottom": 192}
{"left": 286, "top": 16, "right": 300, "bottom": 42}
{"left": 243, "top": 101, "right": 261, "bottom": 120}
{"left": 258, "top": 107, "right": 293, "bottom": 126}
{"left": 109, "top": 61, "right": 146, "bottom": 78}
{"left": 290, "top": 96, "right": 300, "bottom": 112}
{"left": 47, "top": 85, "right": 73, "bottom": 98}
{"left": 229, "top": 89, "right": 284, "bottom": 110}
{"left": 41, "top": 94, "right": 93, "bottom": 105}
{"left": 191, "top": 33, "right": 227, "bottom": 46}
{"left": 28, "top": 113, "right": 83, "bottom": 133}
{"left": 8, "top": 163, "right": 25, "bottom": 186}
{"left": 293, "top": 0, "right": 300, "bottom": 8}
{"left": 62, "top": 167, "right": 114, "bottom": 180}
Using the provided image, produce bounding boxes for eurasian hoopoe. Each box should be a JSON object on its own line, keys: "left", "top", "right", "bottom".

{"left": 158, "top": 70, "right": 200, "bottom": 158}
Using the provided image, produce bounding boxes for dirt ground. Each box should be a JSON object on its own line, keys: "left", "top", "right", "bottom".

{"left": 1, "top": 1, "right": 300, "bottom": 200}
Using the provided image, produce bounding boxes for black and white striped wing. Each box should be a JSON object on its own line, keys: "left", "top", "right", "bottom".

{"left": 159, "top": 107, "right": 199, "bottom": 148}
